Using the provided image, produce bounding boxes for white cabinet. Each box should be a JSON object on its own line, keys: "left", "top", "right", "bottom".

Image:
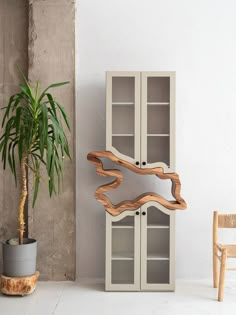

{"left": 105, "top": 202, "right": 175, "bottom": 291}
{"left": 105, "top": 71, "right": 176, "bottom": 292}
{"left": 106, "top": 71, "right": 175, "bottom": 173}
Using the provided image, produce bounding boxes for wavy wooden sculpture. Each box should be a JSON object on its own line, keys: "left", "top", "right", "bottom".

{"left": 87, "top": 151, "right": 187, "bottom": 216}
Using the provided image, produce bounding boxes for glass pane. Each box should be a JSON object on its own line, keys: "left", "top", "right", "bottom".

{"left": 147, "top": 206, "right": 170, "bottom": 226}
{"left": 147, "top": 136, "right": 169, "bottom": 165}
{"left": 112, "top": 216, "right": 134, "bottom": 227}
{"left": 112, "top": 77, "right": 135, "bottom": 103}
{"left": 112, "top": 105, "right": 134, "bottom": 134}
{"left": 147, "top": 261, "right": 169, "bottom": 284}
{"left": 147, "top": 77, "right": 170, "bottom": 103}
{"left": 112, "top": 136, "right": 134, "bottom": 158}
{"left": 147, "top": 106, "right": 170, "bottom": 134}
{"left": 112, "top": 261, "right": 134, "bottom": 284}
{"left": 112, "top": 229, "right": 134, "bottom": 258}
{"left": 147, "top": 229, "right": 169, "bottom": 259}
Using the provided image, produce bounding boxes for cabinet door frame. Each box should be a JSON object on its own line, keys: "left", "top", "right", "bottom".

{"left": 141, "top": 71, "right": 175, "bottom": 172}
{"left": 140, "top": 201, "right": 175, "bottom": 291}
{"left": 105, "top": 210, "right": 141, "bottom": 291}
{"left": 106, "top": 71, "right": 141, "bottom": 166}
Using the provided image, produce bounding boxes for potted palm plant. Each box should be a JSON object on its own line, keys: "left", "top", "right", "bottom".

{"left": 0, "top": 70, "right": 71, "bottom": 278}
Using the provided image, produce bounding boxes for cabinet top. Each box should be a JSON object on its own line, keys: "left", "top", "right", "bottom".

{"left": 106, "top": 71, "right": 176, "bottom": 76}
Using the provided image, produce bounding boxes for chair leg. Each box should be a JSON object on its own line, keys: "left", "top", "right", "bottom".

{"left": 218, "top": 249, "right": 227, "bottom": 302}
{"left": 213, "top": 244, "right": 218, "bottom": 288}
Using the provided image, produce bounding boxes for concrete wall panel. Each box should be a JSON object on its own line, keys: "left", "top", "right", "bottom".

{"left": 0, "top": 0, "right": 28, "bottom": 273}
{"left": 28, "top": 0, "right": 75, "bottom": 280}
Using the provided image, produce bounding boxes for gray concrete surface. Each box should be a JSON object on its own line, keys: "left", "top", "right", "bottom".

{"left": 28, "top": 0, "right": 75, "bottom": 280}
{"left": 0, "top": 0, "right": 28, "bottom": 274}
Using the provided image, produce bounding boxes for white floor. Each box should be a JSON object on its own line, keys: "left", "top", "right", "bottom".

{"left": 1, "top": 280, "right": 236, "bottom": 315}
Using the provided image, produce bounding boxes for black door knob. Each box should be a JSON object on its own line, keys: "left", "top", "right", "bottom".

{"left": 136, "top": 211, "right": 140, "bottom": 215}
{"left": 142, "top": 212, "right": 146, "bottom": 216}
{"left": 135, "top": 161, "right": 140, "bottom": 166}
{"left": 142, "top": 162, "right": 146, "bottom": 166}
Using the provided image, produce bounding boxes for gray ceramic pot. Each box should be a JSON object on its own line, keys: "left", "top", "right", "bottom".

{"left": 2, "top": 238, "right": 37, "bottom": 277}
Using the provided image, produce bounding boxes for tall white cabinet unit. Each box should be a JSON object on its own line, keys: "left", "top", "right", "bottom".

{"left": 105, "top": 71, "right": 176, "bottom": 291}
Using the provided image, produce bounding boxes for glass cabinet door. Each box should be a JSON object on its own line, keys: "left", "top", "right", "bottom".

{"left": 141, "top": 72, "right": 175, "bottom": 172}
{"left": 106, "top": 72, "right": 141, "bottom": 166}
{"left": 140, "top": 202, "right": 175, "bottom": 291}
{"left": 105, "top": 210, "right": 141, "bottom": 291}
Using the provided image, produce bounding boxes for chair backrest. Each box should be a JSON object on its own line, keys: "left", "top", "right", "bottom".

{"left": 213, "top": 211, "right": 236, "bottom": 243}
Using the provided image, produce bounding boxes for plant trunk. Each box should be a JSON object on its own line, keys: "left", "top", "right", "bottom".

{"left": 18, "top": 155, "right": 27, "bottom": 245}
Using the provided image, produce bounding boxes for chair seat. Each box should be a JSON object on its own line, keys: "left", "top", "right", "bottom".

{"left": 218, "top": 244, "right": 236, "bottom": 257}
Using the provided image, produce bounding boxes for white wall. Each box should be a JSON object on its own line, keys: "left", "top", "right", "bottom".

{"left": 76, "top": 0, "right": 236, "bottom": 280}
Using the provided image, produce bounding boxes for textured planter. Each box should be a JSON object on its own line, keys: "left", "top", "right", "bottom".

{"left": 2, "top": 239, "right": 37, "bottom": 277}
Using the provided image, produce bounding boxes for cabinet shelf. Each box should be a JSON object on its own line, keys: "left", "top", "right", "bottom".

{"left": 112, "top": 134, "right": 134, "bottom": 137}
{"left": 147, "top": 224, "right": 170, "bottom": 229}
{"left": 147, "top": 253, "right": 169, "bottom": 261}
{"left": 147, "top": 134, "right": 169, "bottom": 137}
{"left": 112, "top": 102, "right": 134, "bottom": 106}
{"left": 112, "top": 253, "right": 134, "bottom": 260}
{"left": 147, "top": 102, "right": 170, "bottom": 106}
{"left": 112, "top": 280, "right": 134, "bottom": 284}
{"left": 112, "top": 225, "right": 134, "bottom": 229}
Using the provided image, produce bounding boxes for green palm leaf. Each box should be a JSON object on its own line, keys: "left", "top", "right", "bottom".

{"left": 0, "top": 70, "right": 71, "bottom": 207}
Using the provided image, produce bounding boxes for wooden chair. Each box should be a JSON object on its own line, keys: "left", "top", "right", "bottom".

{"left": 213, "top": 211, "right": 236, "bottom": 301}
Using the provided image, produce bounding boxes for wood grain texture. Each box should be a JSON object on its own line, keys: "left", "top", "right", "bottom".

{"left": 217, "top": 245, "right": 236, "bottom": 257}
{"left": 218, "top": 214, "right": 236, "bottom": 228}
{"left": 0, "top": 271, "right": 39, "bottom": 296}
{"left": 213, "top": 211, "right": 219, "bottom": 288}
{"left": 218, "top": 249, "right": 227, "bottom": 302}
{"left": 87, "top": 151, "right": 187, "bottom": 216}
